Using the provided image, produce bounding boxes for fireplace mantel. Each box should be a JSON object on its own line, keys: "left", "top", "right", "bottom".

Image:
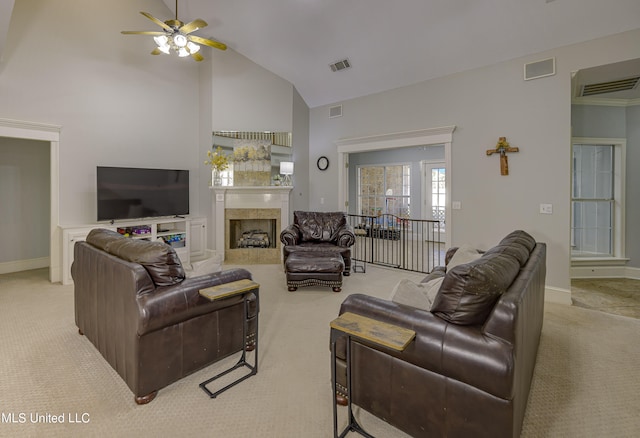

{"left": 212, "top": 186, "right": 293, "bottom": 261}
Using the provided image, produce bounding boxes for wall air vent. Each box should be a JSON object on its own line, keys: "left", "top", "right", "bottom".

{"left": 524, "top": 58, "right": 556, "bottom": 81}
{"left": 580, "top": 76, "right": 640, "bottom": 96}
{"left": 330, "top": 59, "right": 351, "bottom": 72}
{"left": 329, "top": 105, "right": 343, "bottom": 118}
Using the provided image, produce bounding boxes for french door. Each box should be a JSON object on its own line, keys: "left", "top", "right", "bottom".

{"left": 421, "top": 161, "right": 446, "bottom": 242}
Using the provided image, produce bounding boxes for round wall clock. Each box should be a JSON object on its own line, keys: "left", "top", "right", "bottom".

{"left": 317, "top": 156, "right": 329, "bottom": 171}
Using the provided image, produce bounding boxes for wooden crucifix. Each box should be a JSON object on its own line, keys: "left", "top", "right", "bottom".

{"left": 486, "top": 137, "right": 519, "bottom": 175}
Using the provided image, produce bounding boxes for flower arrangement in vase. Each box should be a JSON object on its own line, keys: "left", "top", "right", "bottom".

{"left": 204, "top": 146, "right": 229, "bottom": 186}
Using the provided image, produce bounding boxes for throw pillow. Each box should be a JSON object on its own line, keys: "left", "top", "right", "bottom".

{"left": 106, "top": 238, "right": 185, "bottom": 287}
{"left": 447, "top": 244, "right": 482, "bottom": 270}
{"left": 390, "top": 277, "right": 444, "bottom": 311}
{"left": 185, "top": 255, "right": 223, "bottom": 278}
{"left": 483, "top": 243, "right": 530, "bottom": 266}
{"left": 431, "top": 252, "right": 521, "bottom": 325}
{"left": 86, "top": 228, "right": 124, "bottom": 251}
{"left": 420, "top": 267, "right": 445, "bottom": 284}
{"left": 500, "top": 230, "right": 536, "bottom": 252}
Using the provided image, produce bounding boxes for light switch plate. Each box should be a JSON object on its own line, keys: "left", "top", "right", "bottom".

{"left": 540, "top": 203, "right": 553, "bottom": 214}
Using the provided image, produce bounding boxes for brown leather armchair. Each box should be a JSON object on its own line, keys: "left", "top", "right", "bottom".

{"left": 72, "top": 229, "right": 258, "bottom": 404}
{"left": 280, "top": 211, "right": 356, "bottom": 275}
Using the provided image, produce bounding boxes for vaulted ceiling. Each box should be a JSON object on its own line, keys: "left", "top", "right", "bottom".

{"left": 173, "top": 0, "right": 640, "bottom": 107}
{"left": 2, "top": 1, "right": 640, "bottom": 107}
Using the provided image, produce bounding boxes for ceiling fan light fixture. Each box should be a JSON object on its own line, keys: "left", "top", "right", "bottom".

{"left": 157, "top": 44, "right": 171, "bottom": 55}
{"left": 187, "top": 41, "right": 200, "bottom": 54}
{"left": 121, "top": 3, "right": 227, "bottom": 61}
{"left": 173, "top": 34, "right": 188, "bottom": 47}
{"left": 154, "top": 35, "right": 168, "bottom": 46}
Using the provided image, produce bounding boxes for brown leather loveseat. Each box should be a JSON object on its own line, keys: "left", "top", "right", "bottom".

{"left": 332, "top": 230, "right": 546, "bottom": 437}
{"left": 280, "top": 211, "right": 356, "bottom": 275}
{"left": 71, "top": 228, "right": 257, "bottom": 404}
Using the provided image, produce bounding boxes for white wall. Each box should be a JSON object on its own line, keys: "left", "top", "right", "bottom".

{"left": 198, "top": 51, "right": 215, "bottom": 251}
{"left": 309, "top": 28, "right": 640, "bottom": 293}
{"left": 0, "top": 0, "right": 203, "bottom": 229}
{"left": 211, "top": 48, "right": 293, "bottom": 132}
{"left": 291, "top": 87, "right": 310, "bottom": 216}
{"left": 626, "top": 105, "right": 640, "bottom": 269}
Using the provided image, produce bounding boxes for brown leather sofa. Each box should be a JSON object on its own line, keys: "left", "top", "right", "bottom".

{"left": 71, "top": 228, "right": 257, "bottom": 404}
{"left": 331, "top": 230, "right": 546, "bottom": 437}
{"left": 280, "top": 211, "right": 356, "bottom": 275}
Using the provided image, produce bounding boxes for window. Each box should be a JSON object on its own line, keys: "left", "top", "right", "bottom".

{"left": 571, "top": 141, "right": 625, "bottom": 258}
{"left": 357, "top": 164, "right": 410, "bottom": 218}
{"left": 430, "top": 166, "right": 445, "bottom": 232}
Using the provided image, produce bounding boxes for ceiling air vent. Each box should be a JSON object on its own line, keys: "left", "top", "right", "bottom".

{"left": 330, "top": 59, "right": 351, "bottom": 72}
{"left": 581, "top": 76, "right": 640, "bottom": 96}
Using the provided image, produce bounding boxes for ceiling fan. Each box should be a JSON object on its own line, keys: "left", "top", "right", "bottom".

{"left": 121, "top": 0, "right": 226, "bottom": 62}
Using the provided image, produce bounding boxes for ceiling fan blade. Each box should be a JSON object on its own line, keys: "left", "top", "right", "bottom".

{"left": 140, "top": 11, "right": 173, "bottom": 32}
{"left": 180, "top": 19, "right": 207, "bottom": 35}
{"left": 189, "top": 35, "right": 227, "bottom": 51}
{"left": 191, "top": 52, "right": 204, "bottom": 62}
{"left": 121, "top": 31, "right": 167, "bottom": 36}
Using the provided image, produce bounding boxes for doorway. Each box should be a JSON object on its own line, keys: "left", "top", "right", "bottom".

{"left": 335, "top": 126, "right": 455, "bottom": 249}
{"left": 570, "top": 58, "right": 638, "bottom": 278}
{"left": 0, "top": 118, "right": 61, "bottom": 282}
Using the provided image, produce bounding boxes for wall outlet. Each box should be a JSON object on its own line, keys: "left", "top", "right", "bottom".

{"left": 320, "top": 197, "right": 325, "bottom": 205}
{"left": 540, "top": 203, "right": 553, "bottom": 214}
{"left": 452, "top": 201, "right": 461, "bottom": 210}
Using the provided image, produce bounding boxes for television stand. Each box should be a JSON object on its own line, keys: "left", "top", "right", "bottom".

{"left": 60, "top": 216, "right": 208, "bottom": 285}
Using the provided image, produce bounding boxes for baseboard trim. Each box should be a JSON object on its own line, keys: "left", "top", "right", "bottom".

{"left": 624, "top": 267, "right": 640, "bottom": 280}
{"left": 0, "top": 257, "right": 49, "bottom": 275}
{"left": 571, "top": 265, "right": 634, "bottom": 279}
{"left": 545, "top": 286, "right": 572, "bottom": 305}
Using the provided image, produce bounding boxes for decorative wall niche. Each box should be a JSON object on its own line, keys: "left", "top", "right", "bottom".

{"left": 212, "top": 131, "right": 292, "bottom": 186}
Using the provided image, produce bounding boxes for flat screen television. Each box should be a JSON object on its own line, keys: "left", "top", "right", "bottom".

{"left": 97, "top": 166, "right": 189, "bottom": 221}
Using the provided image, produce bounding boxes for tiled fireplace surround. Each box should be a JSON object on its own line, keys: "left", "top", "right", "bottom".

{"left": 213, "top": 186, "right": 293, "bottom": 264}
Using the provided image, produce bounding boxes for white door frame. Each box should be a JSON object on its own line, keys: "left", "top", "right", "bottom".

{"left": 421, "top": 159, "right": 446, "bottom": 242}
{"left": 335, "top": 126, "right": 455, "bottom": 249}
{"left": 0, "top": 118, "right": 61, "bottom": 282}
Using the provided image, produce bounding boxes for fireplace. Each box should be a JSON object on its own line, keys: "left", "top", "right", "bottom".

{"left": 225, "top": 209, "right": 280, "bottom": 263}
{"left": 213, "top": 186, "right": 293, "bottom": 264}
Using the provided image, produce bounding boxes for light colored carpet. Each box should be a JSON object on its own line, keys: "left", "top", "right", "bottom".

{"left": 571, "top": 278, "right": 640, "bottom": 319}
{"left": 1, "top": 265, "right": 639, "bottom": 437}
